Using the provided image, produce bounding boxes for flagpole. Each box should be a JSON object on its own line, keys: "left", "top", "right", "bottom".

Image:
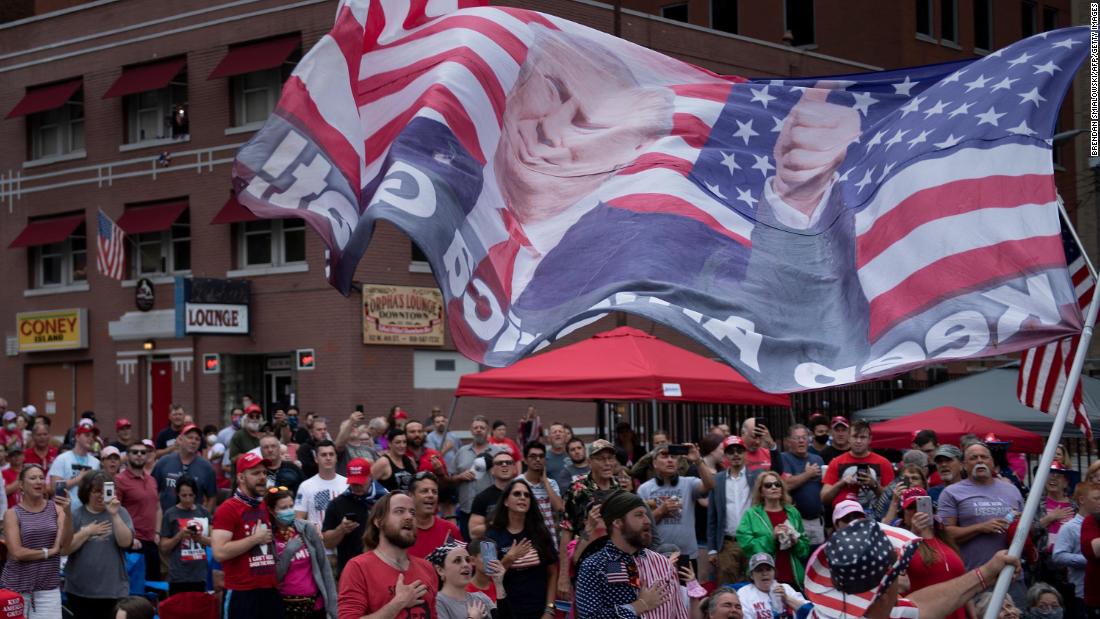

{"left": 1057, "top": 195, "right": 1098, "bottom": 279}
{"left": 981, "top": 265, "right": 1100, "bottom": 619}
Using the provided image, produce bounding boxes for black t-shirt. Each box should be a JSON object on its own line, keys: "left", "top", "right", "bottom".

{"left": 471, "top": 485, "right": 504, "bottom": 522}
{"left": 484, "top": 527, "right": 556, "bottom": 617}
{"left": 378, "top": 454, "right": 416, "bottom": 492}
{"left": 322, "top": 494, "right": 370, "bottom": 576}
{"left": 266, "top": 462, "right": 305, "bottom": 495}
{"left": 155, "top": 426, "right": 180, "bottom": 451}
{"left": 818, "top": 444, "right": 849, "bottom": 465}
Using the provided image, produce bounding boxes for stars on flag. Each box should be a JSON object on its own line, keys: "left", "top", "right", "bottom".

{"left": 1018, "top": 87, "right": 1046, "bottom": 107}
{"left": 735, "top": 187, "right": 757, "bottom": 208}
{"left": 948, "top": 102, "right": 972, "bottom": 118}
{"left": 749, "top": 86, "right": 776, "bottom": 109}
{"left": 1007, "top": 120, "right": 1036, "bottom": 136}
{"left": 933, "top": 134, "right": 963, "bottom": 149}
{"left": 923, "top": 100, "right": 948, "bottom": 118}
{"left": 963, "top": 74, "right": 991, "bottom": 92}
{"left": 855, "top": 168, "right": 875, "bottom": 192}
{"left": 851, "top": 91, "right": 878, "bottom": 116}
{"left": 1033, "top": 60, "right": 1060, "bottom": 75}
{"left": 975, "top": 107, "right": 1005, "bottom": 127}
{"left": 990, "top": 77, "right": 1017, "bottom": 92}
{"left": 894, "top": 75, "right": 919, "bottom": 95}
{"left": 898, "top": 96, "right": 925, "bottom": 118}
{"left": 907, "top": 130, "right": 932, "bottom": 149}
{"left": 720, "top": 152, "right": 739, "bottom": 174}
{"left": 883, "top": 129, "right": 908, "bottom": 150}
{"left": 751, "top": 154, "right": 775, "bottom": 177}
{"left": 1007, "top": 51, "right": 1035, "bottom": 67}
{"left": 733, "top": 119, "right": 759, "bottom": 145}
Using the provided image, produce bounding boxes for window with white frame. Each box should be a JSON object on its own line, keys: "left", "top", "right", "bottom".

{"left": 28, "top": 97, "right": 83, "bottom": 160}
{"left": 129, "top": 210, "right": 191, "bottom": 277}
{"left": 239, "top": 219, "right": 305, "bottom": 268}
{"left": 231, "top": 58, "right": 296, "bottom": 128}
{"left": 34, "top": 224, "right": 87, "bottom": 288}
{"left": 125, "top": 80, "right": 188, "bottom": 144}
{"left": 413, "top": 351, "right": 480, "bottom": 389}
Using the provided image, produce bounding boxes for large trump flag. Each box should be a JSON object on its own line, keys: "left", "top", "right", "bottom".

{"left": 232, "top": 0, "right": 1088, "bottom": 393}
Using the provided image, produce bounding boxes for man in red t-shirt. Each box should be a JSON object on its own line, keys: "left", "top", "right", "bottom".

{"left": 820, "top": 420, "right": 894, "bottom": 514}
{"left": 23, "top": 422, "right": 57, "bottom": 470}
{"left": 1081, "top": 503, "right": 1100, "bottom": 614}
{"left": 408, "top": 472, "right": 462, "bottom": 560}
{"left": 741, "top": 417, "right": 779, "bottom": 473}
{"left": 338, "top": 492, "right": 437, "bottom": 619}
{"left": 212, "top": 453, "right": 281, "bottom": 619}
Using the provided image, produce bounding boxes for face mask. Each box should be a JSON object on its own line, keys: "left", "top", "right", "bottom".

{"left": 1029, "top": 609, "right": 1062, "bottom": 619}
{"left": 5, "top": 424, "right": 14, "bottom": 432}
{"left": 287, "top": 417, "right": 299, "bottom": 430}
{"left": 206, "top": 435, "right": 216, "bottom": 446}
{"left": 232, "top": 416, "right": 242, "bottom": 430}
{"left": 275, "top": 509, "right": 296, "bottom": 526}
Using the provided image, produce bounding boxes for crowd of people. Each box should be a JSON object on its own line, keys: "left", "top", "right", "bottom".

{"left": 0, "top": 395, "right": 1096, "bottom": 619}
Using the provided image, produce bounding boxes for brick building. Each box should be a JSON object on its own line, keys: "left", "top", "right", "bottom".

{"left": 0, "top": 0, "right": 1083, "bottom": 442}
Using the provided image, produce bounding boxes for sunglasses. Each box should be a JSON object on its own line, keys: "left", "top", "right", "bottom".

{"left": 762, "top": 481, "right": 783, "bottom": 489}
{"left": 493, "top": 460, "right": 515, "bottom": 467}
{"left": 128, "top": 450, "right": 148, "bottom": 456}
{"left": 510, "top": 490, "right": 531, "bottom": 498}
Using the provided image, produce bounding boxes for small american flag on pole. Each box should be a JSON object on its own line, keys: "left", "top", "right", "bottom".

{"left": 1018, "top": 219, "right": 1094, "bottom": 438}
{"left": 97, "top": 209, "right": 125, "bottom": 280}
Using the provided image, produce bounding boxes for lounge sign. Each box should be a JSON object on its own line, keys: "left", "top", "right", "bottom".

{"left": 175, "top": 277, "right": 250, "bottom": 336}
{"left": 17, "top": 308, "right": 88, "bottom": 352}
{"left": 362, "top": 285, "right": 444, "bottom": 346}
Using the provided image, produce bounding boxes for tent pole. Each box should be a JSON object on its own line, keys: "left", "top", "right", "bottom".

{"left": 982, "top": 271, "right": 1100, "bottom": 619}
{"left": 596, "top": 400, "right": 606, "bottom": 440}
{"left": 650, "top": 399, "right": 658, "bottom": 445}
{"left": 442, "top": 396, "right": 459, "bottom": 437}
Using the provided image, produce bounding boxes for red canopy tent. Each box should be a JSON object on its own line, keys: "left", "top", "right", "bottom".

{"left": 865, "top": 406, "right": 1044, "bottom": 453}
{"left": 455, "top": 326, "right": 789, "bottom": 406}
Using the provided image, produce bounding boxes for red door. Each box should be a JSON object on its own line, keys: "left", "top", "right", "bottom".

{"left": 150, "top": 360, "right": 172, "bottom": 435}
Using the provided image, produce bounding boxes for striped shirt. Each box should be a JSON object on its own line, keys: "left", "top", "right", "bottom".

{"left": 1, "top": 501, "right": 60, "bottom": 593}
{"left": 575, "top": 542, "right": 688, "bottom": 619}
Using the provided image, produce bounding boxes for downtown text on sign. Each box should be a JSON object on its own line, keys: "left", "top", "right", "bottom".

{"left": 362, "top": 284, "right": 444, "bottom": 346}
{"left": 16, "top": 308, "right": 88, "bottom": 352}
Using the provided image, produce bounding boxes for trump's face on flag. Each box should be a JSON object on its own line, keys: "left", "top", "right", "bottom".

{"left": 494, "top": 25, "right": 674, "bottom": 224}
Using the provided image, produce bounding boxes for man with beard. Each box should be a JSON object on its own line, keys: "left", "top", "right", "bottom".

{"left": 115, "top": 441, "right": 161, "bottom": 582}
{"left": 212, "top": 453, "right": 281, "bottom": 619}
{"left": 322, "top": 457, "right": 387, "bottom": 576}
{"left": 407, "top": 472, "right": 462, "bottom": 559}
{"left": 707, "top": 435, "right": 760, "bottom": 586}
{"left": 454, "top": 416, "right": 498, "bottom": 540}
{"left": 337, "top": 492, "right": 437, "bottom": 619}
{"left": 930, "top": 445, "right": 964, "bottom": 503}
{"left": 575, "top": 490, "right": 684, "bottom": 618}
{"left": 556, "top": 437, "right": 591, "bottom": 490}
{"left": 403, "top": 420, "right": 449, "bottom": 479}
{"left": 229, "top": 405, "right": 265, "bottom": 475}
{"left": 152, "top": 424, "right": 217, "bottom": 512}
{"left": 938, "top": 442, "right": 1025, "bottom": 605}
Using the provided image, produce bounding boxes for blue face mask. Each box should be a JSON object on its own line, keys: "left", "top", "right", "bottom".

{"left": 275, "top": 509, "right": 296, "bottom": 526}
{"left": 287, "top": 417, "right": 299, "bottom": 430}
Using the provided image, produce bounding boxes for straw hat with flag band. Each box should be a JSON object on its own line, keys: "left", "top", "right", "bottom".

{"left": 804, "top": 518, "right": 921, "bottom": 619}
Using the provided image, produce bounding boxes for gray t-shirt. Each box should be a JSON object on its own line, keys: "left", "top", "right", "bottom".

{"left": 65, "top": 506, "right": 135, "bottom": 599}
{"left": 436, "top": 591, "right": 495, "bottom": 619}
{"left": 637, "top": 476, "right": 705, "bottom": 559}
{"left": 545, "top": 449, "right": 568, "bottom": 486}
{"left": 162, "top": 505, "right": 212, "bottom": 584}
{"left": 937, "top": 478, "right": 1024, "bottom": 570}
{"left": 455, "top": 444, "right": 496, "bottom": 513}
{"left": 556, "top": 463, "right": 590, "bottom": 493}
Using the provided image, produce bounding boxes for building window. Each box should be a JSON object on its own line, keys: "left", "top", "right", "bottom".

{"left": 28, "top": 97, "right": 83, "bottom": 160}
{"left": 125, "top": 79, "right": 188, "bottom": 143}
{"left": 711, "top": 0, "right": 738, "bottom": 33}
{"left": 34, "top": 224, "right": 86, "bottom": 288}
{"left": 973, "top": 0, "right": 992, "bottom": 50}
{"left": 239, "top": 219, "right": 305, "bottom": 267}
{"left": 411, "top": 241, "right": 429, "bottom": 264}
{"left": 661, "top": 3, "right": 688, "bottom": 22}
{"left": 130, "top": 210, "right": 191, "bottom": 277}
{"left": 1042, "top": 6, "right": 1057, "bottom": 31}
{"left": 1021, "top": 1, "right": 1036, "bottom": 38}
{"left": 916, "top": 0, "right": 933, "bottom": 37}
{"left": 785, "top": 0, "right": 815, "bottom": 46}
{"left": 940, "top": 0, "right": 957, "bottom": 42}
{"left": 231, "top": 60, "right": 295, "bottom": 127}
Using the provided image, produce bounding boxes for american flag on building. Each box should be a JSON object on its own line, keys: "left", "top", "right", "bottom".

{"left": 232, "top": 0, "right": 1089, "bottom": 393}
{"left": 96, "top": 209, "right": 125, "bottom": 281}
{"left": 1018, "top": 217, "right": 1094, "bottom": 438}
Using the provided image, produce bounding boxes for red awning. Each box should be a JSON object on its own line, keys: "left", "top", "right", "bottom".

{"left": 5, "top": 79, "right": 82, "bottom": 119}
{"left": 210, "top": 195, "right": 259, "bottom": 224}
{"left": 208, "top": 35, "right": 300, "bottom": 79}
{"left": 8, "top": 214, "right": 84, "bottom": 248}
{"left": 103, "top": 57, "right": 186, "bottom": 99}
{"left": 456, "top": 326, "right": 791, "bottom": 405}
{"left": 116, "top": 202, "right": 188, "bottom": 234}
